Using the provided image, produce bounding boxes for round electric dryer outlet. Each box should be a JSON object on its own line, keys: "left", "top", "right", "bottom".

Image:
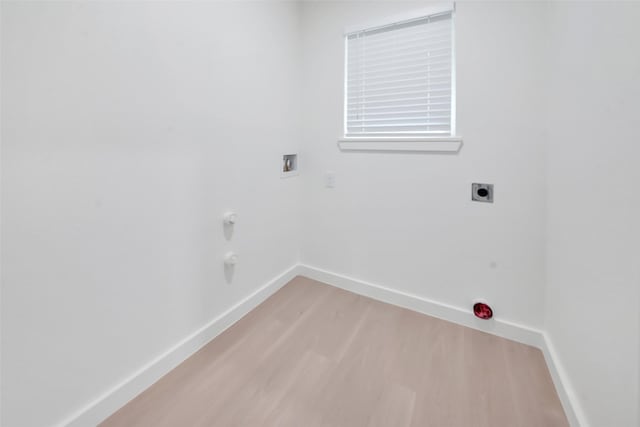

{"left": 472, "top": 183, "right": 494, "bottom": 203}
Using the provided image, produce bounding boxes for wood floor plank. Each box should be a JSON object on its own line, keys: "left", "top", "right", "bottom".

{"left": 100, "top": 276, "right": 569, "bottom": 427}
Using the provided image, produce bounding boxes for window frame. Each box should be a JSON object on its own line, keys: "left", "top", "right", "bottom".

{"left": 339, "top": 3, "right": 462, "bottom": 152}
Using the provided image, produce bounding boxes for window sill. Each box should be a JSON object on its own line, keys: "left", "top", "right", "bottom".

{"left": 337, "top": 136, "right": 463, "bottom": 153}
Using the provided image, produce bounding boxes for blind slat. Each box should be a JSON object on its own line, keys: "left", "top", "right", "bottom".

{"left": 347, "top": 94, "right": 452, "bottom": 108}
{"left": 348, "top": 51, "right": 452, "bottom": 69}
{"left": 348, "top": 122, "right": 450, "bottom": 128}
{"left": 348, "top": 92, "right": 451, "bottom": 105}
{"left": 348, "top": 82, "right": 451, "bottom": 96}
{"left": 349, "top": 39, "right": 452, "bottom": 57}
{"left": 348, "top": 112, "right": 451, "bottom": 120}
{"left": 347, "top": 101, "right": 451, "bottom": 112}
{"left": 348, "top": 34, "right": 452, "bottom": 57}
{"left": 348, "top": 34, "right": 452, "bottom": 56}
{"left": 347, "top": 110, "right": 451, "bottom": 119}
{"left": 347, "top": 70, "right": 450, "bottom": 86}
{"left": 348, "top": 73, "right": 450, "bottom": 86}
{"left": 348, "top": 62, "right": 451, "bottom": 79}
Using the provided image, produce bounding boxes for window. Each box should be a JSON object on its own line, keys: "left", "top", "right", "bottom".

{"left": 341, "top": 5, "right": 460, "bottom": 151}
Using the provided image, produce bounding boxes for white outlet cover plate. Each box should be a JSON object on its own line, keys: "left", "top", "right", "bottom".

{"left": 325, "top": 171, "right": 336, "bottom": 188}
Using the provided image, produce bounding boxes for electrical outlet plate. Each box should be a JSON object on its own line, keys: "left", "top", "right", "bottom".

{"left": 472, "top": 183, "right": 494, "bottom": 203}
{"left": 325, "top": 171, "right": 336, "bottom": 188}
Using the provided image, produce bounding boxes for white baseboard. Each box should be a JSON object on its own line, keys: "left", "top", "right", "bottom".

{"left": 297, "top": 264, "right": 584, "bottom": 427}
{"left": 297, "top": 264, "right": 543, "bottom": 347}
{"left": 57, "top": 264, "right": 301, "bottom": 427}
{"left": 541, "top": 333, "right": 589, "bottom": 427}
{"left": 55, "top": 262, "right": 584, "bottom": 427}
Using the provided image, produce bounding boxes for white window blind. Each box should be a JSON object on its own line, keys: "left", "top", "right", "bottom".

{"left": 345, "top": 11, "right": 454, "bottom": 138}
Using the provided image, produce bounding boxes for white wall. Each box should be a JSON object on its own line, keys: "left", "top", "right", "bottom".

{"left": 299, "top": 1, "right": 548, "bottom": 329}
{"left": 3, "top": 2, "right": 639, "bottom": 427}
{"left": 545, "top": 3, "right": 640, "bottom": 427}
{"left": 0, "top": 2, "right": 302, "bottom": 426}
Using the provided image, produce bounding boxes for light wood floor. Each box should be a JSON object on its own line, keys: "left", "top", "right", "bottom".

{"left": 101, "top": 276, "right": 569, "bottom": 427}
